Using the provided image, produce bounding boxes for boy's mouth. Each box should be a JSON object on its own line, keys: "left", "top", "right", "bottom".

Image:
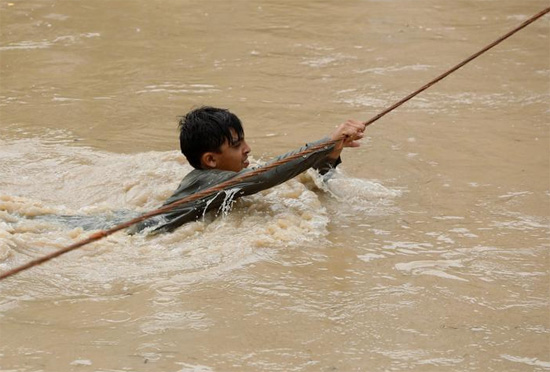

{"left": 243, "top": 158, "right": 249, "bottom": 167}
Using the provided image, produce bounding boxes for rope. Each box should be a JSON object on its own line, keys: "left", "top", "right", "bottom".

{"left": 1, "top": 7, "right": 548, "bottom": 281}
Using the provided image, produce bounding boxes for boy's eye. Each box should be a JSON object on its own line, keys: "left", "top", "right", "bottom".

{"left": 231, "top": 141, "right": 241, "bottom": 148}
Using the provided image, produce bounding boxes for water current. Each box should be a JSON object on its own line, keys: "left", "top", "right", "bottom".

{"left": 1, "top": 1, "right": 549, "bottom": 371}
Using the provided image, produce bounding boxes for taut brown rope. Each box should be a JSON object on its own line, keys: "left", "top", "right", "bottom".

{"left": 1, "top": 6, "right": 548, "bottom": 281}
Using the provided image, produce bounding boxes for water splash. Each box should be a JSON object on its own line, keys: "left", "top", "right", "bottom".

{"left": 219, "top": 188, "right": 242, "bottom": 217}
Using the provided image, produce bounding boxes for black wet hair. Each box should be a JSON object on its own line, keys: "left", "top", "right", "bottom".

{"left": 178, "top": 106, "right": 245, "bottom": 169}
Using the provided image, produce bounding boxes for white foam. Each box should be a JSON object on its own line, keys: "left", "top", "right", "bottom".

{"left": 417, "top": 357, "right": 464, "bottom": 366}
{"left": 384, "top": 242, "right": 433, "bottom": 251}
{"left": 0, "top": 33, "right": 100, "bottom": 51}
{"left": 175, "top": 362, "right": 215, "bottom": 372}
{"left": 500, "top": 354, "right": 550, "bottom": 369}
{"left": 316, "top": 169, "right": 401, "bottom": 215}
{"left": 136, "top": 83, "right": 220, "bottom": 95}
{"left": 498, "top": 191, "right": 532, "bottom": 198}
{"left": 0, "top": 41, "right": 52, "bottom": 50}
{"left": 354, "top": 64, "right": 432, "bottom": 75}
{"left": 70, "top": 359, "right": 92, "bottom": 366}
{"left": 358, "top": 253, "right": 385, "bottom": 262}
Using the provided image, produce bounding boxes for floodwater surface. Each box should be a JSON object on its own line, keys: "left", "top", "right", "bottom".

{"left": 1, "top": 0, "right": 549, "bottom": 371}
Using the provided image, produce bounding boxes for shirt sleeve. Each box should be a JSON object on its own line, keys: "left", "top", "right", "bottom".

{"left": 230, "top": 136, "right": 337, "bottom": 196}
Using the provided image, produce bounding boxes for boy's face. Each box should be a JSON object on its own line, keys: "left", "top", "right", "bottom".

{"left": 211, "top": 129, "right": 251, "bottom": 172}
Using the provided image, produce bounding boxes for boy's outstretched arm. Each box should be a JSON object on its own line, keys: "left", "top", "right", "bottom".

{"left": 136, "top": 118, "right": 367, "bottom": 233}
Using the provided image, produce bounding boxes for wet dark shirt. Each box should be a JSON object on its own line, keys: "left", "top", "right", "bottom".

{"left": 133, "top": 137, "right": 340, "bottom": 234}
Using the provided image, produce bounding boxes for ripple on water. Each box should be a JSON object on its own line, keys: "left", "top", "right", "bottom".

{"left": 174, "top": 362, "right": 215, "bottom": 372}
{"left": 140, "top": 310, "right": 212, "bottom": 335}
{"left": 135, "top": 83, "right": 221, "bottom": 95}
{"left": 394, "top": 259, "right": 468, "bottom": 282}
{"left": 99, "top": 310, "right": 133, "bottom": 324}
{"left": 0, "top": 33, "right": 100, "bottom": 51}
{"left": 339, "top": 90, "right": 550, "bottom": 113}
{"left": 500, "top": 354, "right": 550, "bottom": 370}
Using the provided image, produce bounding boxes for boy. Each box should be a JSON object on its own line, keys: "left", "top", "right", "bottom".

{"left": 134, "top": 106, "right": 366, "bottom": 233}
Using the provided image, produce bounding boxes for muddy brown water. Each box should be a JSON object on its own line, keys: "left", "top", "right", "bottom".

{"left": 1, "top": 1, "right": 549, "bottom": 371}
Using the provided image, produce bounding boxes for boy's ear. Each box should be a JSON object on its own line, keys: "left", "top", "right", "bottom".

{"left": 200, "top": 152, "right": 217, "bottom": 169}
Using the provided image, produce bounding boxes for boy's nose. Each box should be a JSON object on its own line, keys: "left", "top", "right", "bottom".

{"left": 243, "top": 141, "right": 251, "bottom": 154}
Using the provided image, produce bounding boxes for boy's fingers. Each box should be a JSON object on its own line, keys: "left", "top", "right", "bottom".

{"left": 348, "top": 130, "right": 364, "bottom": 140}
{"left": 344, "top": 141, "right": 361, "bottom": 148}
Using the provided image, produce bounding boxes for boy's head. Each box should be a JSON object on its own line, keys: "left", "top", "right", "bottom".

{"left": 179, "top": 106, "right": 250, "bottom": 172}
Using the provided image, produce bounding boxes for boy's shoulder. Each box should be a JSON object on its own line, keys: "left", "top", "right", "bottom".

{"left": 166, "top": 168, "right": 239, "bottom": 205}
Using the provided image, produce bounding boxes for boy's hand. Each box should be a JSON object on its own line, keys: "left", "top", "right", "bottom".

{"left": 327, "top": 119, "right": 366, "bottom": 160}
